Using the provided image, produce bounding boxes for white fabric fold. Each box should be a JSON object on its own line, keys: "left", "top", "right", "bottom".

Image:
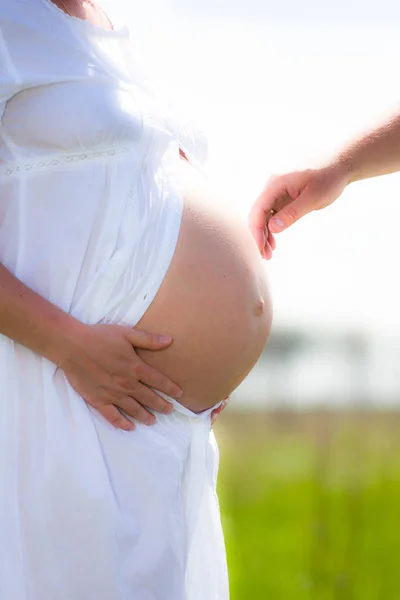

{"left": 0, "top": 1, "right": 229, "bottom": 597}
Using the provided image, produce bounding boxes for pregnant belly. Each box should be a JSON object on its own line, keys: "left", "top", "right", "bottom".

{"left": 135, "top": 159, "right": 272, "bottom": 412}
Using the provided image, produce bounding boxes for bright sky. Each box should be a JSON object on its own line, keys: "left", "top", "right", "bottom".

{"left": 107, "top": 0, "right": 400, "bottom": 335}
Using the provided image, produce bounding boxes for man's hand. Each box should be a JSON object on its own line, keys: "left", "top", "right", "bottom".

{"left": 249, "top": 164, "right": 350, "bottom": 255}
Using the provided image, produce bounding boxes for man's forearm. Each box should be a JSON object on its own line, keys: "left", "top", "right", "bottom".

{"left": 0, "top": 262, "right": 84, "bottom": 366}
{"left": 333, "top": 109, "right": 400, "bottom": 184}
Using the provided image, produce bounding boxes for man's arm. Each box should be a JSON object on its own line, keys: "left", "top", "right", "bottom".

{"left": 337, "top": 111, "right": 400, "bottom": 183}
{"left": 249, "top": 106, "right": 400, "bottom": 250}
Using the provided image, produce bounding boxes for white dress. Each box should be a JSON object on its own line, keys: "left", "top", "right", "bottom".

{"left": 0, "top": 0, "right": 229, "bottom": 598}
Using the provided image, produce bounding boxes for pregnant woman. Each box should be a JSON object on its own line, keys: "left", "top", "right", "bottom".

{"left": 0, "top": 1, "right": 273, "bottom": 598}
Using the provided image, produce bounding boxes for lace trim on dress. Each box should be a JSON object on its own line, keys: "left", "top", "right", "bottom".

{"left": 0, "top": 144, "right": 135, "bottom": 180}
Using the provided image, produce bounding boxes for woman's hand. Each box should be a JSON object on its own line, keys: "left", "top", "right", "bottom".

{"left": 211, "top": 396, "right": 229, "bottom": 426}
{"left": 61, "top": 323, "right": 183, "bottom": 431}
{"left": 248, "top": 163, "right": 350, "bottom": 255}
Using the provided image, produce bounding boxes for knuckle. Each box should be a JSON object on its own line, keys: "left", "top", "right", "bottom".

{"left": 148, "top": 371, "right": 163, "bottom": 387}
{"left": 143, "top": 391, "right": 170, "bottom": 413}
{"left": 145, "top": 395, "right": 162, "bottom": 410}
{"left": 106, "top": 412, "right": 123, "bottom": 427}
{"left": 165, "top": 380, "right": 176, "bottom": 394}
{"left": 130, "top": 362, "right": 141, "bottom": 379}
{"left": 145, "top": 368, "right": 162, "bottom": 388}
{"left": 129, "top": 376, "right": 140, "bottom": 393}
{"left": 148, "top": 333, "right": 161, "bottom": 347}
{"left": 141, "top": 331, "right": 153, "bottom": 344}
{"left": 283, "top": 206, "right": 299, "bottom": 222}
{"left": 126, "top": 401, "right": 141, "bottom": 417}
{"left": 86, "top": 396, "right": 100, "bottom": 409}
{"left": 86, "top": 391, "right": 108, "bottom": 409}
{"left": 114, "top": 375, "right": 131, "bottom": 394}
{"left": 123, "top": 396, "right": 146, "bottom": 416}
{"left": 128, "top": 402, "right": 154, "bottom": 425}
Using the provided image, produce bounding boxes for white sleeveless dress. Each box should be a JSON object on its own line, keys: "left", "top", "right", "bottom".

{"left": 0, "top": 0, "right": 229, "bottom": 598}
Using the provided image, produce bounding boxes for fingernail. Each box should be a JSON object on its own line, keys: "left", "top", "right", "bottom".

{"left": 145, "top": 415, "right": 156, "bottom": 426}
{"left": 271, "top": 217, "right": 284, "bottom": 230}
{"left": 120, "top": 423, "right": 135, "bottom": 432}
{"left": 159, "top": 335, "right": 171, "bottom": 343}
{"left": 175, "top": 388, "right": 183, "bottom": 399}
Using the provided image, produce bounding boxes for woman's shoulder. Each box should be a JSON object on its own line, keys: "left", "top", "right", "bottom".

{"left": 0, "top": 0, "right": 73, "bottom": 44}
{"left": 0, "top": 0, "right": 84, "bottom": 117}
{"left": 0, "top": 0, "right": 37, "bottom": 94}
{"left": 0, "top": 0, "right": 55, "bottom": 52}
{"left": 0, "top": 0, "right": 42, "bottom": 23}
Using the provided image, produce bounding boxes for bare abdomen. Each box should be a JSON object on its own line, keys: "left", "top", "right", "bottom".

{"left": 136, "top": 160, "right": 272, "bottom": 412}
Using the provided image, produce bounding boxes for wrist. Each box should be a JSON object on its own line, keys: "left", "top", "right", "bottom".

{"left": 42, "top": 311, "right": 87, "bottom": 368}
{"left": 334, "top": 153, "right": 360, "bottom": 184}
{"left": 320, "top": 152, "right": 356, "bottom": 187}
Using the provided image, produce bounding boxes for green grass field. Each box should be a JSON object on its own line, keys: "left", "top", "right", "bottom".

{"left": 215, "top": 410, "right": 400, "bottom": 600}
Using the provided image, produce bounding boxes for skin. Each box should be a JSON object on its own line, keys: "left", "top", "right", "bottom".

{"left": 0, "top": 255, "right": 183, "bottom": 431}
{"left": 51, "top": 0, "right": 114, "bottom": 30}
{"left": 0, "top": 2, "right": 181, "bottom": 434}
{"left": 0, "top": 0, "right": 230, "bottom": 430}
{"left": 135, "top": 159, "right": 272, "bottom": 412}
{"left": 249, "top": 108, "right": 400, "bottom": 254}
{"left": 47, "top": 0, "right": 273, "bottom": 413}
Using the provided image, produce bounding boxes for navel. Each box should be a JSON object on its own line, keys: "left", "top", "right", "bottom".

{"left": 254, "top": 298, "right": 265, "bottom": 316}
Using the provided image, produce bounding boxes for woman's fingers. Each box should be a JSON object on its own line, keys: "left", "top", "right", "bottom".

{"left": 117, "top": 384, "right": 174, "bottom": 426}
{"left": 136, "top": 361, "right": 182, "bottom": 400}
{"left": 99, "top": 404, "right": 136, "bottom": 432}
{"left": 127, "top": 380, "right": 174, "bottom": 415}
{"left": 63, "top": 323, "right": 181, "bottom": 430}
{"left": 211, "top": 396, "right": 229, "bottom": 426}
{"left": 123, "top": 327, "right": 183, "bottom": 399}
{"left": 124, "top": 327, "right": 173, "bottom": 351}
{"left": 117, "top": 393, "right": 158, "bottom": 426}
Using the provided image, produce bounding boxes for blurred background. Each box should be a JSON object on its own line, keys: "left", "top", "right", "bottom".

{"left": 107, "top": 0, "right": 400, "bottom": 596}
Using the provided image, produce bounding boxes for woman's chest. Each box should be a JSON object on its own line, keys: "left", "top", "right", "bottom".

{"left": 2, "top": 77, "right": 174, "bottom": 157}
{"left": 0, "top": 33, "right": 171, "bottom": 156}
{"left": 2, "top": 80, "right": 149, "bottom": 152}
